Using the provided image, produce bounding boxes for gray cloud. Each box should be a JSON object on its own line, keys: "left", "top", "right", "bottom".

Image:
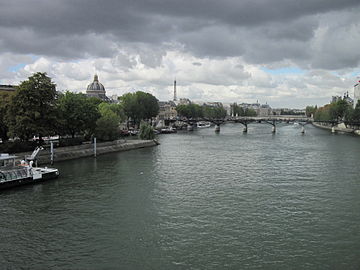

{"left": 0, "top": 0, "right": 359, "bottom": 69}
{"left": 1, "top": 0, "right": 360, "bottom": 108}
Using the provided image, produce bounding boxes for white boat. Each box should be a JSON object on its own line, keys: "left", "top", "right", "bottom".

{"left": 0, "top": 147, "right": 59, "bottom": 190}
{"left": 160, "top": 127, "right": 177, "bottom": 134}
{"left": 197, "top": 121, "right": 211, "bottom": 128}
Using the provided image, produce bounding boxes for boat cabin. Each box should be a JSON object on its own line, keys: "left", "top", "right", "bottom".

{"left": 0, "top": 154, "right": 29, "bottom": 182}
{"left": 0, "top": 154, "right": 17, "bottom": 167}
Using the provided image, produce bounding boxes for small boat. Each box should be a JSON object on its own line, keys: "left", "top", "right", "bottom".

{"left": 197, "top": 121, "right": 211, "bottom": 128}
{"left": 0, "top": 147, "right": 59, "bottom": 190}
{"left": 160, "top": 127, "right": 177, "bottom": 134}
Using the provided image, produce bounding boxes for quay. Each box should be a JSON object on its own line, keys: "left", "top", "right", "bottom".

{"left": 15, "top": 139, "right": 159, "bottom": 165}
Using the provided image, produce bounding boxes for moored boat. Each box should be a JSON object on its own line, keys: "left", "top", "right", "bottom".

{"left": 0, "top": 148, "right": 59, "bottom": 190}
{"left": 160, "top": 127, "right": 177, "bottom": 134}
{"left": 197, "top": 121, "right": 211, "bottom": 128}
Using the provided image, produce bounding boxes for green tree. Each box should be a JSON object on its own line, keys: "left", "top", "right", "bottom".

{"left": 57, "top": 91, "right": 101, "bottom": 138}
{"left": 0, "top": 92, "right": 13, "bottom": 142}
{"left": 203, "top": 105, "right": 227, "bottom": 119}
{"left": 119, "top": 91, "right": 159, "bottom": 125}
{"left": 176, "top": 104, "right": 203, "bottom": 119}
{"left": 94, "top": 103, "right": 124, "bottom": 141}
{"left": 138, "top": 121, "right": 155, "bottom": 140}
{"left": 330, "top": 99, "right": 351, "bottom": 121}
{"left": 244, "top": 108, "right": 257, "bottom": 116}
{"left": 306, "top": 106, "right": 317, "bottom": 117}
{"left": 314, "top": 104, "right": 332, "bottom": 121}
{"left": 6, "top": 72, "right": 58, "bottom": 141}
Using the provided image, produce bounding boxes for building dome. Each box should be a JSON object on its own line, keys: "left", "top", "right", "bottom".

{"left": 86, "top": 74, "right": 107, "bottom": 100}
{"left": 87, "top": 74, "right": 105, "bottom": 92}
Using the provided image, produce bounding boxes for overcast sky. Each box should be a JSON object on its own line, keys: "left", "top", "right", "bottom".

{"left": 1, "top": 0, "right": 360, "bottom": 108}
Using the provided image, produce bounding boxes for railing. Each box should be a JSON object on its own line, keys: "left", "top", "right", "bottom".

{"left": 0, "top": 167, "right": 29, "bottom": 182}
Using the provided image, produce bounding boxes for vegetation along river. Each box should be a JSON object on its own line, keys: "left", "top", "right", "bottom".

{"left": 1, "top": 123, "right": 360, "bottom": 269}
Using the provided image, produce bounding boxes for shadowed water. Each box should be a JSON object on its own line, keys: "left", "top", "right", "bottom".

{"left": 1, "top": 123, "right": 360, "bottom": 269}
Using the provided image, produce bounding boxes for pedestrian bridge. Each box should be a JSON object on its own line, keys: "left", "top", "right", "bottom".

{"left": 168, "top": 115, "right": 312, "bottom": 133}
{"left": 228, "top": 116, "right": 311, "bottom": 133}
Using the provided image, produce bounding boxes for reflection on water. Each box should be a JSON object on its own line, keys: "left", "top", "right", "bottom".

{"left": 1, "top": 124, "right": 360, "bottom": 269}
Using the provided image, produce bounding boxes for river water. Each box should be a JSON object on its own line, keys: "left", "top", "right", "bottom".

{"left": 1, "top": 123, "right": 360, "bottom": 269}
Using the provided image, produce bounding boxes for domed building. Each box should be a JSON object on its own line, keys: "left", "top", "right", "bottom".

{"left": 86, "top": 74, "right": 109, "bottom": 101}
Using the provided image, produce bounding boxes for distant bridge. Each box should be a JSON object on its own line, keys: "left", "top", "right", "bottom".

{"left": 164, "top": 115, "right": 312, "bottom": 133}
{"left": 163, "top": 115, "right": 360, "bottom": 134}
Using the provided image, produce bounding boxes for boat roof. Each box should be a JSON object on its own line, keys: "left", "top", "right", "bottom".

{"left": 0, "top": 154, "right": 18, "bottom": 160}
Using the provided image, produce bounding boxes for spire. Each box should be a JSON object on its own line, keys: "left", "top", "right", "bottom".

{"left": 173, "top": 79, "right": 177, "bottom": 101}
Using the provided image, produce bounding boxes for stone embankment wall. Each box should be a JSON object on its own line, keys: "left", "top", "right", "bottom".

{"left": 312, "top": 122, "right": 359, "bottom": 134}
{"left": 16, "top": 139, "right": 159, "bottom": 165}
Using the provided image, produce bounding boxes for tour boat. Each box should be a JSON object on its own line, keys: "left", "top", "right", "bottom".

{"left": 0, "top": 148, "right": 59, "bottom": 190}
{"left": 197, "top": 121, "right": 211, "bottom": 128}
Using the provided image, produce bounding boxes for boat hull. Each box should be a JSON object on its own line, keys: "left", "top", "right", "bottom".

{"left": 0, "top": 170, "right": 59, "bottom": 190}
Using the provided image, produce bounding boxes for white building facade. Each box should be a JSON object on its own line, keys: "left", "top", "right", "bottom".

{"left": 354, "top": 81, "right": 360, "bottom": 108}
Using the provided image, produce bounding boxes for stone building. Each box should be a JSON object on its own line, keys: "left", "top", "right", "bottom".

{"left": 86, "top": 74, "right": 110, "bottom": 101}
{"left": 157, "top": 101, "right": 177, "bottom": 120}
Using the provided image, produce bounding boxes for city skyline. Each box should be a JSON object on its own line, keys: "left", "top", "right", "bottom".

{"left": 1, "top": 0, "right": 360, "bottom": 109}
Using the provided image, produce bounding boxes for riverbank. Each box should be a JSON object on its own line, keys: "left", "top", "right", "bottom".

{"left": 15, "top": 139, "right": 159, "bottom": 165}
{"left": 312, "top": 121, "right": 360, "bottom": 135}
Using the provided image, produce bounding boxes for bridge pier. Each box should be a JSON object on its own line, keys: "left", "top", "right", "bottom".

{"left": 215, "top": 124, "right": 220, "bottom": 133}
{"left": 272, "top": 126, "right": 276, "bottom": 133}
{"left": 243, "top": 125, "right": 248, "bottom": 133}
{"left": 331, "top": 126, "right": 335, "bottom": 133}
{"left": 301, "top": 126, "right": 305, "bottom": 134}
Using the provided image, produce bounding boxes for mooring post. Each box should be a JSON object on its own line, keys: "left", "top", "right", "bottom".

{"left": 94, "top": 137, "right": 97, "bottom": 158}
{"left": 50, "top": 141, "right": 54, "bottom": 165}
{"left": 243, "top": 124, "right": 248, "bottom": 133}
{"left": 215, "top": 124, "right": 220, "bottom": 133}
{"left": 301, "top": 126, "right": 305, "bottom": 134}
{"left": 331, "top": 127, "right": 335, "bottom": 133}
{"left": 187, "top": 124, "right": 194, "bottom": 131}
{"left": 272, "top": 125, "right": 276, "bottom": 133}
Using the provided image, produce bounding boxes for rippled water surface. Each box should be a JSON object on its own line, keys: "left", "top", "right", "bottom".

{"left": 1, "top": 124, "right": 360, "bottom": 269}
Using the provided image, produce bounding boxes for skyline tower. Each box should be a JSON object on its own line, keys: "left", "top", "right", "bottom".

{"left": 173, "top": 79, "right": 177, "bottom": 101}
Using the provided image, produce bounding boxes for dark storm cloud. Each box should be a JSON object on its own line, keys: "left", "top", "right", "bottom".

{"left": 1, "top": 0, "right": 360, "bottom": 68}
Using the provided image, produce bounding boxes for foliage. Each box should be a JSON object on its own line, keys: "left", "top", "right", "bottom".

{"left": 314, "top": 104, "right": 333, "bottom": 121}
{"left": 138, "top": 121, "right": 155, "bottom": 140}
{"left": 57, "top": 92, "right": 101, "bottom": 138}
{"left": 58, "top": 137, "right": 85, "bottom": 147}
{"left": 176, "top": 104, "right": 203, "bottom": 119}
{"left": 203, "top": 105, "right": 227, "bottom": 119}
{"left": 94, "top": 102, "right": 125, "bottom": 141}
{"left": 344, "top": 100, "right": 360, "bottom": 125}
{"left": 230, "top": 103, "right": 257, "bottom": 117}
{"left": 119, "top": 91, "right": 159, "bottom": 125}
{"left": 0, "top": 92, "right": 13, "bottom": 142}
{"left": 0, "top": 140, "right": 38, "bottom": 153}
{"left": 314, "top": 100, "right": 352, "bottom": 122}
{"left": 305, "top": 106, "right": 317, "bottom": 117}
{"left": 329, "top": 99, "right": 351, "bottom": 121}
{"left": 6, "top": 72, "right": 58, "bottom": 140}
{"left": 244, "top": 108, "right": 257, "bottom": 117}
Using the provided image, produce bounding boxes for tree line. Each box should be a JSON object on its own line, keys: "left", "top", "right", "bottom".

{"left": 0, "top": 72, "right": 159, "bottom": 146}
{"left": 306, "top": 99, "right": 360, "bottom": 125}
{"left": 176, "top": 103, "right": 227, "bottom": 120}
